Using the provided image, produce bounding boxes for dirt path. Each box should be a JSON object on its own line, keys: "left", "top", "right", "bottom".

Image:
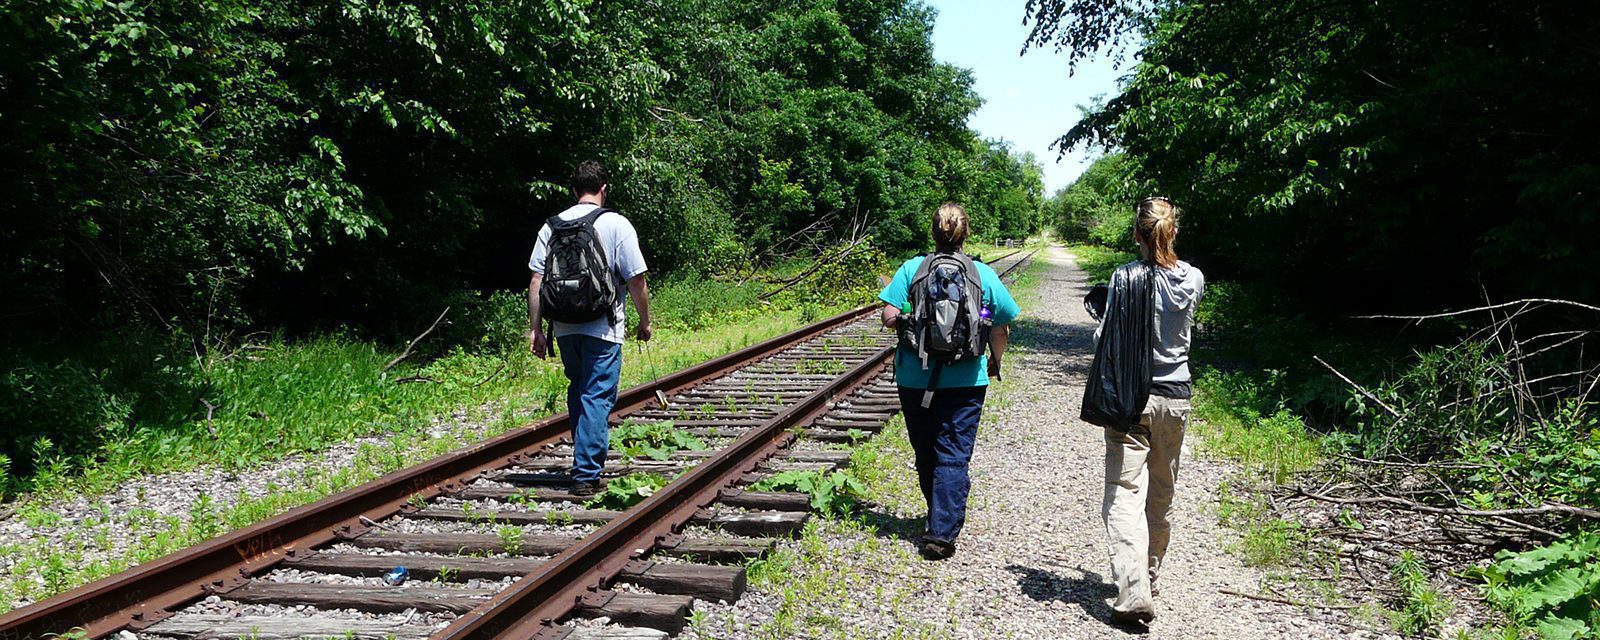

{"left": 686, "top": 246, "right": 1390, "bottom": 639}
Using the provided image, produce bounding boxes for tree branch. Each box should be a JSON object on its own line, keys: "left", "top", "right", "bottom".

{"left": 383, "top": 307, "right": 451, "bottom": 373}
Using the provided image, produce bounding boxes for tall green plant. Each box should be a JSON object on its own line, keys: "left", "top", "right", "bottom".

{"left": 1480, "top": 534, "right": 1600, "bottom": 640}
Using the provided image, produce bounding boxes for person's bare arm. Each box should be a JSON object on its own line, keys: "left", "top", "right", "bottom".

{"left": 627, "top": 273, "right": 652, "bottom": 341}
{"left": 987, "top": 324, "right": 1010, "bottom": 379}
{"left": 527, "top": 273, "right": 547, "bottom": 358}
{"left": 880, "top": 304, "right": 900, "bottom": 329}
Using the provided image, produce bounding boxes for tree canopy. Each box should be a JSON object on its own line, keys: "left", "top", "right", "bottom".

{"left": 1, "top": 0, "right": 1047, "bottom": 339}
{"left": 1027, "top": 0, "right": 1600, "bottom": 312}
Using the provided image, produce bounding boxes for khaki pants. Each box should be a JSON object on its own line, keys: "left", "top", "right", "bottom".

{"left": 1102, "top": 395, "right": 1190, "bottom": 615}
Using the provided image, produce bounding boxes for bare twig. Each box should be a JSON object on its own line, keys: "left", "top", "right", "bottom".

{"left": 383, "top": 307, "right": 451, "bottom": 373}
{"left": 359, "top": 515, "right": 394, "bottom": 531}
{"left": 758, "top": 239, "right": 870, "bottom": 301}
{"left": 1327, "top": 452, "right": 1490, "bottom": 470}
{"left": 1218, "top": 588, "right": 1359, "bottom": 610}
{"left": 649, "top": 105, "right": 704, "bottom": 122}
{"left": 1295, "top": 489, "right": 1600, "bottom": 520}
{"left": 1355, "top": 298, "right": 1600, "bottom": 321}
{"left": 199, "top": 398, "right": 218, "bottom": 436}
{"left": 1313, "top": 355, "right": 1401, "bottom": 418}
{"left": 472, "top": 360, "right": 509, "bottom": 388}
{"left": 394, "top": 375, "right": 439, "bottom": 384}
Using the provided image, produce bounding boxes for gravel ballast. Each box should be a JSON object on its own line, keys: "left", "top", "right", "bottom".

{"left": 685, "top": 247, "right": 1400, "bottom": 639}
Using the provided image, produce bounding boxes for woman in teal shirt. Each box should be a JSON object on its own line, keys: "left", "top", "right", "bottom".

{"left": 878, "top": 203, "right": 1020, "bottom": 560}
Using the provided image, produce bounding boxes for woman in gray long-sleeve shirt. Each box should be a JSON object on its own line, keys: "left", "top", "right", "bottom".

{"left": 1097, "top": 197, "right": 1205, "bottom": 627}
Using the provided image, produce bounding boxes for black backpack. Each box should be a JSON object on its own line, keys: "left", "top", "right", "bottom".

{"left": 899, "top": 252, "right": 990, "bottom": 407}
{"left": 539, "top": 207, "right": 620, "bottom": 325}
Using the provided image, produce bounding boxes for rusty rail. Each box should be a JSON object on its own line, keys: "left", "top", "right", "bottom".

{"left": 0, "top": 304, "right": 880, "bottom": 640}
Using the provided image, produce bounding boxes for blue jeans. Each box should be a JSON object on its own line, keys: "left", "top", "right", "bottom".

{"left": 898, "top": 385, "right": 986, "bottom": 543}
{"left": 558, "top": 335, "right": 622, "bottom": 483}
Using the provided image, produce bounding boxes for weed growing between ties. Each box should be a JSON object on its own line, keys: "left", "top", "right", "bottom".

{"left": 611, "top": 420, "right": 708, "bottom": 462}
{"left": 751, "top": 470, "right": 869, "bottom": 517}
{"left": 584, "top": 473, "right": 670, "bottom": 511}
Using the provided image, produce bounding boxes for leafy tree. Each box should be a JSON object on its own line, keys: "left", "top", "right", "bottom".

{"left": 1048, "top": 153, "right": 1134, "bottom": 246}
{"left": 1026, "top": 0, "right": 1600, "bottom": 312}
{"left": 0, "top": 0, "right": 1048, "bottom": 475}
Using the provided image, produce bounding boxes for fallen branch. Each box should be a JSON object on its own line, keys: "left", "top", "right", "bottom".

{"left": 472, "top": 360, "right": 509, "bottom": 388}
{"left": 394, "top": 375, "right": 439, "bottom": 384}
{"left": 1313, "top": 355, "right": 1401, "bottom": 418}
{"left": 1295, "top": 489, "right": 1600, "bottom": 521}
{"left": 1218, "top": 588, "right": 1359, "bottom": 610}
{"left": 383, "top": 307, "right": 451, "bottom": 373}
{"left": 1355, "top": 298, "right": 1600, "bottom": 321}
{"left": 758, "top": 239, "right": 870, "bottom": 301}
{"left": 199, "top": 398, "right": 219, "bottom": 436}
{"left": 1327, "top": 452, "right": 1490, "bottom": 470}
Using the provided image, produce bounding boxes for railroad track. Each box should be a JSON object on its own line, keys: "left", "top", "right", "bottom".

{"left": 0, "top": 250, "right": 1036, "bottom": 640}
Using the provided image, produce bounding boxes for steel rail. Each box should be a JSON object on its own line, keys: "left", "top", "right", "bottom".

{"left": 445, "top": 248, "right": 1039, "bottom": 639}
{"left": 0, "top": 304, "right": 882, "bottom": 640}
{"left": 437, "top": 345, "right": 894, "bottom": 640}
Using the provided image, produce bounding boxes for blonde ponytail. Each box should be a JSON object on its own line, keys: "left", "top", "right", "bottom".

{"left": 932, "top": 202, "right": 970, "bottom": 252}
{"left": 1136, "top": 196, "right": 1181, "bottom": 269}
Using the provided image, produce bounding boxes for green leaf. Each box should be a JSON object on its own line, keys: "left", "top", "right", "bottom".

{"left": 1526, "top": 568, "right": 1594, "bottom": 611}
{"left": 1535, "top": 616, "right": 1589, "bottom": 640}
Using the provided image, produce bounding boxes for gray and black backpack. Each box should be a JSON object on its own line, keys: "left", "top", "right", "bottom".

{"left": 539, "top": 208, "right": 620, "bottom": 325}
{"left": 899, "top": 252, "right": 990, "bottom": 406}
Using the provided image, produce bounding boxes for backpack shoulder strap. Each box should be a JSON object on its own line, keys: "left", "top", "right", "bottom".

{"left": 550, "top": 206, "right": 612, "bottom": 231}
{"left": 905, "top": 254, "right": 937, "bottom": 370}
{"left": 908, "top": 252, "right": 936, "bottom": 284}
{"left": 576, "top": 206, "right": 613, "bottom": 226}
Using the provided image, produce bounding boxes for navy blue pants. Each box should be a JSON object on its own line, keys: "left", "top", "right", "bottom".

{"left": 558, "top": 335, "right": 622, "bottom": 483}
{"left": 898, "top": 385, "right": 987, "bottom": 543}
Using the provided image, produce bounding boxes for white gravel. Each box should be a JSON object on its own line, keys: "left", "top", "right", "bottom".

{"left": 684, "top": 247, "right": 1402, "bottom": 639}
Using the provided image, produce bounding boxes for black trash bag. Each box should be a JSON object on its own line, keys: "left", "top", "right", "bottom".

{"left": 1083, "top": 284, "right": 1109, "bottom": 322}
{"left": 1080, "top": 262, "right": 1155, "bottom": 431}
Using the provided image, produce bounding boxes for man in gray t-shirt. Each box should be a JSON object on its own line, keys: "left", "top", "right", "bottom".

{"left": 527, "top": 160, "right": 652, "bottom": 494}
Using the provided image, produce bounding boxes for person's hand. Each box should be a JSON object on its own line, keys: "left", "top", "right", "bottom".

{"left": 529, "top": 329, "right": 548, "bottom": 359}
{"left": 637, "top": 321, "right": 654, "bottom": 342}
{"left": 987, "top": 356, "right": 1002, "bottom": 380}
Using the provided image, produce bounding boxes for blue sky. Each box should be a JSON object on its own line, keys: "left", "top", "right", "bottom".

{"left": 925, "top": 0, "right": 1126, "bottom": 193}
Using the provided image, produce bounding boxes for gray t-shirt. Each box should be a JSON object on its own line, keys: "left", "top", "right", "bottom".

{"left": 529, "top": 204, "right": 648, "bottom": 344}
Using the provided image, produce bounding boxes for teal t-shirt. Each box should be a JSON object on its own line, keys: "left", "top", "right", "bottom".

{"left": 878, "top": 255, "right": 1021, "bottom": 389}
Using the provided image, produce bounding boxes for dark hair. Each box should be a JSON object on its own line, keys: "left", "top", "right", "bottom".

{"left": 570, "top": 160, "right": 609, "bottom": 196}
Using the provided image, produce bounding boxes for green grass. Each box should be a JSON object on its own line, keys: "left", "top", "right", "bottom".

{"left": 1190, "top": 370, "right": 1324, "bottom": 484}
